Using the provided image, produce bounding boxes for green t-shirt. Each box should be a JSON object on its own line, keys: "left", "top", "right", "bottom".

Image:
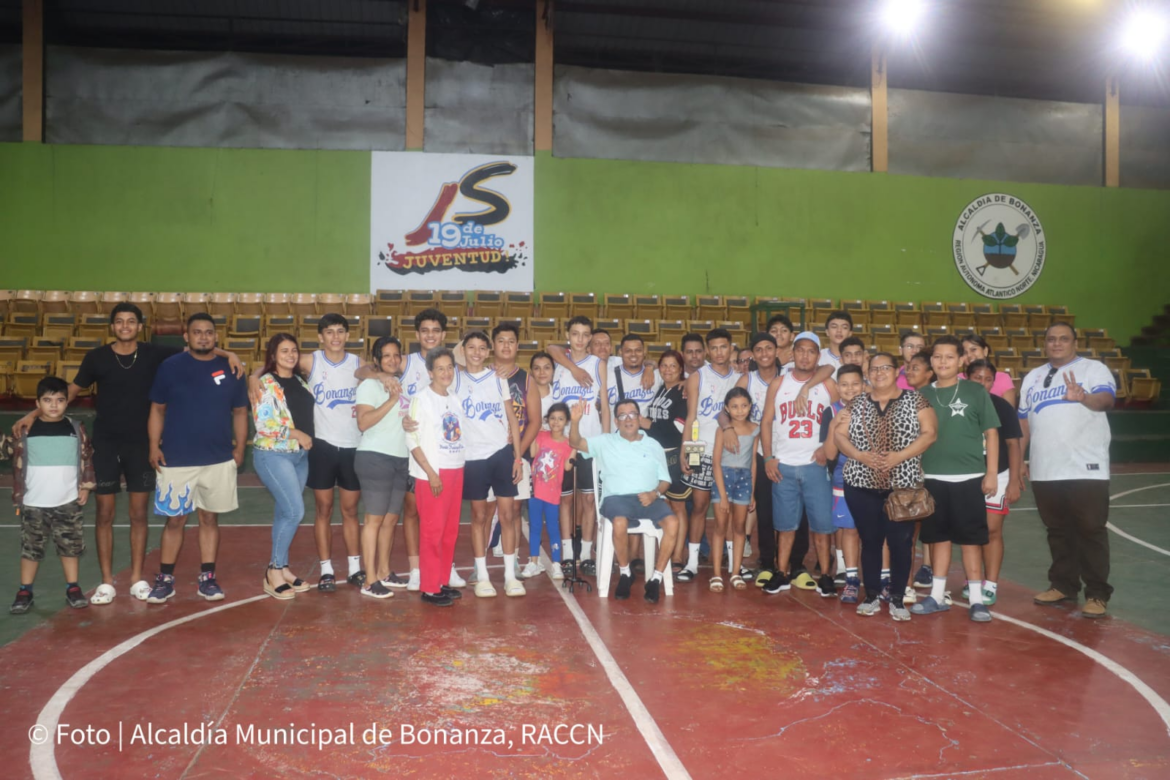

{"left": 355, "top": 378, "right": 409, "bottom": 458}
{"left": 920, "top": 379, "right": 1000, "bottom": 478}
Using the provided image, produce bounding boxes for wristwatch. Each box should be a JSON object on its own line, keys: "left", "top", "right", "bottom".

{"left": 655, "top": 490, "right": 665, "bottom": 500}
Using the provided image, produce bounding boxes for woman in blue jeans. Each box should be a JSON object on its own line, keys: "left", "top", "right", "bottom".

{"left": 252, "top": 333, "right": 316, "bottom": 599}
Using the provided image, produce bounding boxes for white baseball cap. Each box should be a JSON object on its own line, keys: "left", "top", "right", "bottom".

{"left": 794, "top": 331, "right": 821, "bottom": 349}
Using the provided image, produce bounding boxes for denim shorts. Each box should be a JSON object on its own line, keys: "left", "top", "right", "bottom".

{"left": 771, "top": 461, "right": 834, "bottom": 534}
{"left": 599, "top": 494, "right": 676, "bottom": 528}
{"left": 712, "top": 466, "right": 752, "bottom": 506}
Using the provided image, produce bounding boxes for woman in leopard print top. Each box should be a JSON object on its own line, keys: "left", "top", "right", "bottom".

{"left": 833, "top": 352, "right": 938, "bottom": 616}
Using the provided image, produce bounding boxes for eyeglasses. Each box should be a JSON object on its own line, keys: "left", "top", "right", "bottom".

{"left": 616, "top": 412, "right": 638, "bottom": 421}
{"left": 1043, "top": 366, "right": 1059, "bottom": 388}
{"left": 869, "top": 365, "right": 896, "bottom": 374}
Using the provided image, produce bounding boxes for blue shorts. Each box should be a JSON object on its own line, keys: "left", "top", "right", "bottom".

{"left": 832, "top": 489, "right": 855, "bottom": 530}
{"left": 600, "top": 494, "right": 677, "bottom": 528}
{"left": 713, "top": 466, "right": 752, "bottom": 506}
{"left": 771, "top": 462, "right": 833, "bottom": 535}
{"left": 463, "top": 445, "right": 519, "bottom": 501}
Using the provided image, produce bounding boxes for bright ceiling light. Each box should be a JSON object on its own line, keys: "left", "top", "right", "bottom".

{"left": 1122, "top": 9, "right": 1168, "bottom": 60}
{"left": 880, "top": 0, "right": 926, "bottom": 38}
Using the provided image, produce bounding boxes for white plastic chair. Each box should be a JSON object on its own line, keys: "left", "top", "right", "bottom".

{"left": 592, "top": 458, "right": 674, "bottom": 599}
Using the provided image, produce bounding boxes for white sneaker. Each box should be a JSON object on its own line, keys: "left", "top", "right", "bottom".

{"left": 504, "top": 579, "right": 527, "bottom": 597}
{"left": 550, "top": 563, "right": 564, "bottom": 580}
{"left": 474, "top": 580, "right": 497, "bottom": 598}
{"left": 407, "top": 570, "right": 420, "bottom": 592}
{"left": 448, "top": 566, "right": 467, "bottom": 588}
{"left": 520, "top": 561, "right": 544, "bottom": 579}
{"left": 903, "top": 586, "right": 917, "bottom": 605}
{"left": 491, "top": 543, "right": 504, "bottom": 558}
{"left": 129, "top": 580, "right": 152, "bottom": 601}
{"left": 744, "top": 538, "right": 753, "bottom": 557}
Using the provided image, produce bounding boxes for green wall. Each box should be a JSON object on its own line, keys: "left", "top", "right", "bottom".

{"left": 2, "top": 143, "right": 1167, "bottom": 343}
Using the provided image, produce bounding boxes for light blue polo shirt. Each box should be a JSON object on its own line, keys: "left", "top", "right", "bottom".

{"left": 586, "top": 432, "right": 671, "bottom": 496}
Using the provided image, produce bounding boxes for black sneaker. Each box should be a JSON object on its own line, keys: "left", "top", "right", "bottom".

{"left": 440, "top": 585, "right": 463, "bottom": 601}
{"left": 383, "top": 572, "right": 409, "bottom": 590}
{"left": 65, "top": 585, "right": 89, "bottom": 609}
{"left": 361, "top": 581, "right": 393, "bottom": 599}
{"left": 421, "top": 591, "right": 454, "bottom": 607}
{"left": 816, "top": 574, "right": 837, "bottom": 598}
{"left": 644, "top": 578, "right": 661, "bottom": 603}
{"left": 318, "top": 573, "right": 337, "bottom": 592}
{"left": 615, "top": 573, "right": 633, "bottom": 600}
{"left": 347, "top": 571, "right": 367, "bottom": 587}
{"left": 579, "top": 559, "right": 597, "bottom": 577}
{"left": 9, "top": 588, "right": 33, "bottom": 614}
{"left": 762, "top": 571, "right": 791, "bottom": 595}
{"left": 561, "top": 560, "right": 578, "bottom": 579}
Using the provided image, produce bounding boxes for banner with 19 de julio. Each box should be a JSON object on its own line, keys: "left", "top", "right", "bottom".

{"left": 370, "top": 152, "right": 535, "bottom": 292}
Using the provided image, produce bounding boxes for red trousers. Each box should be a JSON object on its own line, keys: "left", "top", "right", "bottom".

{"left": 416, "top": 468, "right": 464, "bottom": 594}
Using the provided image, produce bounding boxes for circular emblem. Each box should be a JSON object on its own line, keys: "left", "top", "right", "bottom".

{"left": 952, "top": 194, "right": 1045, "bottom": 299}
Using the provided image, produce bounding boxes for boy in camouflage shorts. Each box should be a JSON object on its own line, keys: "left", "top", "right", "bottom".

{"left": 8, "top": 377, "right": 95, "bottom": 613}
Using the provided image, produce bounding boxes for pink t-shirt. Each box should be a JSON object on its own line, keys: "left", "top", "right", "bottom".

{"left": 959, "top": 370, "right": 1014, "bottom": 397}
{"left": 532, "top": 431, "right": 573, "bottom": 504}
{"left": 896, "top": 369, "right": 913, "bottom": 391}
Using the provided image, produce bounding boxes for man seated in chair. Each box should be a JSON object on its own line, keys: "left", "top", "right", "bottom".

{"left": 569, "top": 399, "right": 679, "bottom": 603}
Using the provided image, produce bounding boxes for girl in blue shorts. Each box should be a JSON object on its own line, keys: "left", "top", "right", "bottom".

{"left": 711, "top": 387, "right": 758, "bottom": 592}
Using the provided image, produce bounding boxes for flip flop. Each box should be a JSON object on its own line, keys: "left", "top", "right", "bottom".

{"left": 90, "top": 583, "right": 116, "bottom": 606}
{"left": 910, "top": 596, "right": 951, "bottom": 615}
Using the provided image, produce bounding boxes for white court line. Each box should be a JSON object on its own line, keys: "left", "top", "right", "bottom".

{"left": 540, "top": 551, "right": 691, "bottom": 780}
{"left": 29, "top": 595, "right": 269, "bottom": 780}
{"left": 1013, "top": 503, "right": 1170, "bottom": 511}
{"left": 954, "top": 600, "right": 1170, "bottom": 739}
{"left": 1106, "top": 483, "right": 1170, "bottom": 558}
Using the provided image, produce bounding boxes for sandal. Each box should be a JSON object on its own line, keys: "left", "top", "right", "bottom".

{"left": 709, "top": 576, "right": 724, "bottom": 592}
{"left": 730, "top": 575, "right": 747, "bottom": 590}
{"left": 318, "top": 573, "right": 337, "bottom": 592}
{"left": 282, "top": 569, "right": 311, "bottom": 593}
{"left": 676, "top": 568, "right": 696, "bottom": 583}
{"left": 90, "top": 583, "right": 116, "bottom": 606}
{"left": 263, "top": 574, "right": 295, "bottom": 601}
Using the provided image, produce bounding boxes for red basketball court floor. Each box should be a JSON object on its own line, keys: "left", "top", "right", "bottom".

{"left": 3, "top": 470, "right": 1170, "bottom": 779}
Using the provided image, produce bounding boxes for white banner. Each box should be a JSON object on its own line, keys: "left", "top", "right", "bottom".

{"left": 370, "top": 151, "right": 534, "bottom": 292}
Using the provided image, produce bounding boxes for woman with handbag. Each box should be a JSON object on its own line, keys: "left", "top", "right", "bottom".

{"left": 833, "top": 352, "right": 937, "bottom": 621}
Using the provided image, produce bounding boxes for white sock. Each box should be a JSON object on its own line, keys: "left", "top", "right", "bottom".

{"left": 968, "top": 580, "right": 984, "bottom": 605}
{"left": 930, "top": 576, "right": 947, "bottom": 603}
{"left": 504, "top": 554, "right": 516, "bottom": 581}
{"left": 581, "top": 540, "right": 593, "bottom": 560}
{"left": 651, "top": 570, "right": 664, "bottom": 582}
{"left": 846, "top": 567, "right": 858, "bottom": 580}
{"left": 881, "top": 568, "right": 891, "bottom": 581}
{"left": 984, "top": 580, "right": 998, "bottom": 594}
{"left": 475, "top": 557, "right": 489, "bottom": 582}
{"left": 319, "top": 560, "right": 334, "bottom": 577}
{"left": 836, "top": 549, "right": 847, "bottom": 572}
{"left": 348, "top": 555, "right": 361, "bottom": 575}
{"left": 563, "top": 545, "right": 574, "bottom": 562}
{"left": 686, "top": 543, "right": 700, "bottom": 571}
{"left": 619, "top": 565, "right": 631, "bottom": 577}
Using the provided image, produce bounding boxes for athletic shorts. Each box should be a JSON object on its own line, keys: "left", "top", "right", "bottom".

{"left": 713, "top": 465, "right": 752, "bottom": 506}
{"left": 93, "top": 438, "right": 156, "bottom": 495}
{"left": 772, "top": 462, "right": 833, "bottom": 535}
{"left": 600, "top": 494, "right": 676, "bottom": 528}
{"left": 353, "top": 451, "right": 410, "bottom": 517}
{"left": 464, "top": 445, "right": 519, "bottom": 502}
{"left": 682, "top": 453, "right": 714, "bottom": 492}
{"left": 561, "top": 453, "right": 596, "bottom": 497}
{"left": 155, "top": 460, "right": 238, "bottom": 516}
{"left": 307, "top": 439, "right": 360, "bottom": 492}
{"left": 489, "top": 459, "right": 531, "bottom": 502}
{"left": 663, "top": 448, "right": 692, "bottom": 502}
{"left": 832, "top": 488, "right": 855, "bottom": 530}
{"left": 921, "top": 477, "right": 990, "bottom": 546}
{"left": 20, "top": 501, "right": 85, "bottom": 561}
{"left": 985, "top": 470, "right": 1011, "bottom": 515}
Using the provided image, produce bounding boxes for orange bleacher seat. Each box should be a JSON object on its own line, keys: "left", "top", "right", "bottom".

{"left": 152, "top": 293, "right": 183, "bottom": 322}
{"left": 373, "top": 290, "right": 402, "bottom": 315}
{"left": 922, "top": 302, "right": 947, "bottom": 328}
{"left": 317, "top": 293, "right": 345, "bottom": 314}
{"left": 658, "top": 320, "right": 686, "bottom": 344}
{"left": 695, "top": 296, "right": 726, "bottom": 322}
{"left": 502, "top": 292, "right": 533, "bottom": 318}
{"left": 345, "top": 294, "right": 372, "bottom": 316}
{"left": 472, "top": 291, "right": 504, "bottom": 317}
{"left": 263, "top": 315, "right": 295, "bottom": 338}
{"left": 263, "top": 293, "right": 291, "bottom": 315}
{"left": 595, "top": 318, "right": 621, "bottom": 334}
{"left": 0, "top": 290, "right": 10, "bottom": 317}
{"left": 41, "top": 313, "right": 77, "bottom": 341}
{"left": 76, "top": 314, "right": 109, "bottom": 338}
{"left": 539, "top": 292, "right": 569, "bottom": 319}
{"left": 866, "top": 300, "right": 894, "bottom": 327}
{"left": 726, "top": 296, "right": 749, "bottom": 324}
{"left": 57, "top": 360, "right": 89, "bottom": 396}
{"left": 972, "top": 303, "right": 999, "bottom": 330}
{"left": 405, "top": 290, "right": 437, "bottom": 316}
{"left": 364, "top": 316, "right": 395, "bottom": 342}
{"left": 67, "top": 291, "right": 100, "bottom": 314}
{"left": 4, "top": 313, "right": 38, "bottom": 340}
{"left": 127, "top": 292, "right": 155, "bottom": 319}
{"left": 634, "top": 295, "right": 663, "bottom": 321}
{"left": 604, "top": 294, "right": 634, "bottom": 320}
{"left": 14, "top": 290, "right": 44, "bottom": 313}
{"left": 182, "top": 293, "right": 210, "bottom": 315}
{"left": 235, "top": 293, "right": 264, "bottom": 316}
{"left": 100, "top": 291, "right": 128, "bottom": 312}
{"left": 13, "top": 359, "right": 55, "bottom": 399}
{"left": 65, "top": 337, "right": 102, "bottom": 360}
{"left": 291, "top": 293, "right": 319, "bottom": 317}
{"left": 663, "top": 296, "right": 692, "bottom": 321}
{"left": 229, "top": 315, "right": 262, "bottom": 338}
{"left": 999, "top": 304, "right": 1027, "bottom": 329}
{"left": 207, "top": 293, "right": 236, "bottom": 317}
{"left": 41, "top": 290, "right": 71, "bottom": 313}
{"left": 437, "top": 292, "right": 467, "bottom": 319}
{"left": 688, "top": 320, "right": 715, "bottom": 336}
{"left": 626, "top": 320, "right": 658, "bottom": 340}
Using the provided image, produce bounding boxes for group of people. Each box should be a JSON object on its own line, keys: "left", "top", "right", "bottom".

{"left": 7, "top": 303, "right": 1117, "bottom": 620}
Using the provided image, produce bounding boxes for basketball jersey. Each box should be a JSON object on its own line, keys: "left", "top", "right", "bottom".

{"left": 539, "top": 387, "right": 554, "bottom": 431}
{"left": 694, "top": 364, "right": 739, "bottom": 450}
{"left": 551, "top": 354, "right": 603, "bottom": 439}
{"left": 771, "top": 374, "right": 831, "bottom": 465}
{"left": 308, "top": 351, "right": 360, "bottom": 448}
{"left": 607, "top": 356, "right": 661, "bottom": 417}
{"left": 400, "top": 352, "right": 431, "bottom": 403}
{"left": 747, "top": 370, "right": 773, "bottom": 456}
{"left": 454, "top": 368, "right": 511, "bottom": 461}
{"left": 501, "top": 366, "right": 529, "bottom": 436}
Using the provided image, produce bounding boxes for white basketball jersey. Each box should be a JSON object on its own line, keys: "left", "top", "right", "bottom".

{"left": 551, "top": 354, "right": 603, "bottom": 439}
{"left": 771, "top": 374, "right": 831, "bottom": 465}
{"left": 746, "top": 370, "right": 771, "bottom": 424}
{"left": 540, "top": 388, "right": 554, "bottom": 431}
{"left": 695, "top": 364, "right": 739, "bottom": 449}
{"left": 455, "top": 368, "right": 511, "bottom": 461}
{"left": 400, "top": 352, "right": 431, "bottom": 402}
{"left": 607, "top": 356, "right": 661, "bottom": 417}
{"left": 308, "top": 351, "right": 361, "bottom": 448}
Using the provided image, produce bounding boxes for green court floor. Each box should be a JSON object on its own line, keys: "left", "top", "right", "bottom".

{"left": 2, "top": 473, "right": 1169, "bottom": 647}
